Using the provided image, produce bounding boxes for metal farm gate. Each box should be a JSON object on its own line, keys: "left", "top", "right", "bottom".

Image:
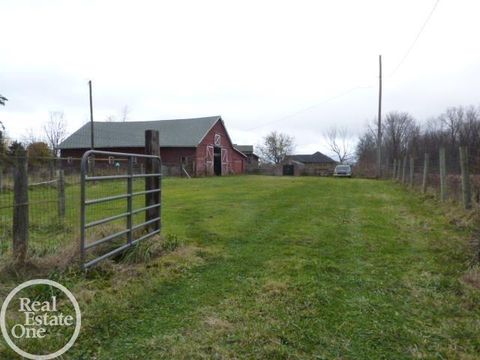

{"left": 80, "top": 150, "right": 162, "bottom": 269}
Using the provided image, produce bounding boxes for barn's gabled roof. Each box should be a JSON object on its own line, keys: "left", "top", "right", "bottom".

{"left": 233, "top": 145, "right": 258, "bottom": 156}
{"left": 59, "top": 116, "right": 221, "bottom": 149}
{"left": 233, "top": 145, "right": 253, "bottom": 153}
{"left": 286, "top": 151, "right": 336, "bottom": 164}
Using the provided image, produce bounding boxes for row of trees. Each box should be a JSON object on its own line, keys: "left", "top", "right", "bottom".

{"left": 356, "top": 104, "right": 480, "bottom": 174}
{"left": 0, "top": 91, "right": 352, "bottom": 166}
{"left": 1, "top": 110, "right": 67, "bottom": 159}
{"left": 0, "top": 94, "right": 130, "bottom": 160}
{"left": 257, "top": 128, "right": 354, "bottom": 165}
{"left": 0, "top": 94, "right": 8, "bottom": 156}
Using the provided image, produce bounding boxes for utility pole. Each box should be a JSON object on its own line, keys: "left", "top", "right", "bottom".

{"left": 376, "top": 55, "right": 382, "bottom": 178}
{"left": 88, "top": 80, "right": 95, "bottom": 178}
{"left": 89, "top": 80, "right": 94, "bottom": 150}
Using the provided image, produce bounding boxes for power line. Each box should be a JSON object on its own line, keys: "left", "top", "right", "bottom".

{"left": 245, "top": 84, "right": 374, "bottom": 131}
{"left": 244, "top": 1, "right": 440, "bottom": 132}
{"left": 388, "top": 0, "right": 441, "bottom": 77}
{"left": 376, "top": 55, "right": 382, "bottom": 178}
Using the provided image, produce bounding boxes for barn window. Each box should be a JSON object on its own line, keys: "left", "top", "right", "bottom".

{"left": 214, "top": 134, "right": 221, "bottom": 146}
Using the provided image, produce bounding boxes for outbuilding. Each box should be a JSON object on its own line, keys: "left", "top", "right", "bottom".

{"left": 233, "top": 145, "right": 259, "bottom": 171}
{"left": 59, "top": 116, "right": 247, "bottom": 176}
{"left": 284, "top": 151, "right": 337, "bottom": 176}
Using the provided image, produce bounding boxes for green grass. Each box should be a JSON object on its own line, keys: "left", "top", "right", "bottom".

{"left": 1, "top": 176, "right": 479, "bottom": 359}
{"left": 0, "top": 177, "right": 152, "bottom": 255}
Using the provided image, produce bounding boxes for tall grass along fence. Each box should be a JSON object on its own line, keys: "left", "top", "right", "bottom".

{"left": 0, "top": 155, "right": 83, "bottom": 259}
{"left": 0, "top": 142, "right": 162, "bottom": 267}
{"left": 389, "top": 146, "right": 480, "bottom": 210}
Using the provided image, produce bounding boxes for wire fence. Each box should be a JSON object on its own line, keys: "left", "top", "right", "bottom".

{"left": 385, "top": 146, "right": 480, "bottom": 208}
{"left": 2, "top": 143, "right": 477, "bottom": 263}
{"left": 1, "top": 156, "right": 75, "bottom": 256}
{"left": 0, "top": 153, "right": 156, "bottom": 259}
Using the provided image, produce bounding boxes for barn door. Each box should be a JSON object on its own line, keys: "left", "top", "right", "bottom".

{"left": 205, "top": 145, "right": 214, "bottom": 175}
{"left": 221, "top": 148, "right": 229, "bottom": 175}
{"left": 283, "top": 164, "right": 294, "bottom": 176}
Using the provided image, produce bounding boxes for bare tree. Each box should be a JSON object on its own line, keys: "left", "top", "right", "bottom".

{"left": 120, "top": 105, "right": 130, "bottom": 122}
{"left": 355, "top": 131, "right": 376, "bottom": 165}
{"left": 258, "top": 131, "right": 295, "bottom": 164}
{"left": 43, "top": 111, "right": 67, "bottom": 156}
{"left": 382, "top": 111, "right": 417, "bottom": 159}
{"left": 0, "top": 120, "right": 4, "bottom": 150}
{"left": 459, "top": 105, "right": 479, "bottom": 148}
{"left": 21, "top": 128, "right": 45, "bottom": 146}
{"left": 436, "top": 107, "right": 462, "bottom": 150}
{"left": 356, "top": 103, "right": 480, "bottom": 176}
{"left": 0, "top": 94, "right": 6, "bottom": 148}
{"left": 105, "top": 105, "right": 131, "bottom": 122}
{"left": 324, "top": 126, "right": 353, "bottom": 163}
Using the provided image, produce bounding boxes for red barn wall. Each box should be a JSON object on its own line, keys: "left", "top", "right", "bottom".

{"left": 60, "top": 120, "right": 245, "bottom": 176}
{"left": 60, "top": 147, "right": 195, "bottom": 164}
{"left": 196, "top": 120, "right": 246, "bottom": 176}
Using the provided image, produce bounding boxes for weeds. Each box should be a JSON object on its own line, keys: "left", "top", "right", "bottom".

{"left": 162, "top": 233, "right": 182, "bottom": 252}
{"left": 0, "top": 177, "right": 479, "bottom": 359}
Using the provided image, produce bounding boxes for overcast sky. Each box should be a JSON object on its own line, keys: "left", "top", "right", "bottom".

{"left": 1, "top": 0, "right": 479, "bottom": 156}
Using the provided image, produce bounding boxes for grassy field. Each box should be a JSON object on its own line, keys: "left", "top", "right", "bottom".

{"left": 0, "top": 175, "right": 155, "bottom": 255}
{"left": 1, "top": 176, "right": 479, "bottom": 359}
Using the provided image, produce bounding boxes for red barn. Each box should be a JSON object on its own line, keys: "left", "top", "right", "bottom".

{"left": 59, "top": 116, "right": 247, "bottom": 176}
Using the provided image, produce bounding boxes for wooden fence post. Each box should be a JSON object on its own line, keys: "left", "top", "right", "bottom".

{"left": 459, "top": 146, "right": 472, "bottom": 210}
{"left": 402, "top": 156, "right": 407, "bottom": 184}
{"left": 57, "top": 169, "right": 65, "bottom": 219}
{"left": 13, "top": 150, "right": 29, "bottom": 263}
{"left": 49, "top": 159, "right": 55, "bottom": 179}
{"left": 422, "top": 153, "right": 429, "bottom": 194}
{"left": 409, "top": 157, "right": 414, "bottom": 187}
{"left": 145, "top": 130, "right": 161, "bottom": 231}
{"left": 392, "top": 159, "right": 397, "bottom": 180}
{"left": 439, "top": 147, "right": 447, "bottom": 201}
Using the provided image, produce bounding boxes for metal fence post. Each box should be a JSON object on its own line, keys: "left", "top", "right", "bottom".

{"left": 57, "top": 169, "right": 65, "bottom": 219}
{"left": 127, "top": 157, "right": 133, "bottom": 243}
{"left": 459, "top": 146, "right": 472, "bottom": 210}
{"left": 79, "top": 150, "right": 163, "bottom": 269}
{"left": 80, "top": 155, "right": 87, "bottom": 267}
{"left": 402, "top": 156, "right": 407, "bottom": 184}
{"left": 13, "top": 151, "right": 28, "bottom": 263}
{"left": 145, "top": 130, "right": 161, "bottom": 231}
{"left": 439, "top": 147, "right": 447, "bottom": 201}
{"left": 422, "top": 153, "right": 429, "bottom": 194}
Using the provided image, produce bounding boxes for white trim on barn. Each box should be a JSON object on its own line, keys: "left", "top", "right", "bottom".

{"left": 221, "top": 148, "right": 229, "bottom": 174}
{"left": 206, "top": 145, "right": 214, "bottom": 175}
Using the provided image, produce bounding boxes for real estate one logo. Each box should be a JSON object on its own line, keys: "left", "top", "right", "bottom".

{"left": 1, "top": 279, "right": 81, "bottom": 360}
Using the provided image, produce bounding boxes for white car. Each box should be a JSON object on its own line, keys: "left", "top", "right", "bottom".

{"left": 333, "top": 164, "right": 352, "bottom": 177}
